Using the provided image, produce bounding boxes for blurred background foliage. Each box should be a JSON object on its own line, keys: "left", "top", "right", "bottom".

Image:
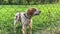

{"left": 0, "top": 0, "right": 59, "bottom": 5}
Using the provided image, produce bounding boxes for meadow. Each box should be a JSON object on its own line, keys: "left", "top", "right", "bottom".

{"left": 0, "top": 4, "right": 60, "bottom": 34}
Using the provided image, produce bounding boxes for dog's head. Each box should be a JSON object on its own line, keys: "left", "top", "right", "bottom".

{"left": 27, "top": 7, "right": 41, "bottom": 16}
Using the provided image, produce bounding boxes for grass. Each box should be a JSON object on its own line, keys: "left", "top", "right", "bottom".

{"left": 0, "top": 4, "right": 60, "bottom": 34}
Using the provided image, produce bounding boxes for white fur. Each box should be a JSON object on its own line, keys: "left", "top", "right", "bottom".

{"left": 21, "top": 12, "right": 30, "bottom": 25}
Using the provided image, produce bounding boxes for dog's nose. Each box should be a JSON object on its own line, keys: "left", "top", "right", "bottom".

{"left": 39, "top": 11, "right": 41, "bottom": 13}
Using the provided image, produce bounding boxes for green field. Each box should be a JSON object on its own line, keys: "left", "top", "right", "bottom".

{"left": 0, "top": 4, "right": 60, "bottom": 34}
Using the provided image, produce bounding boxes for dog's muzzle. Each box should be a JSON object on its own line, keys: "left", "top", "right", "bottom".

{"left": 34, "top": 11, "right": 41, "bottom": 15}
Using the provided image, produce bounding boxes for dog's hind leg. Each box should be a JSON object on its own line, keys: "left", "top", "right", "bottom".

{"left": 14, "top": 16, "right": 18, "bottom": 34}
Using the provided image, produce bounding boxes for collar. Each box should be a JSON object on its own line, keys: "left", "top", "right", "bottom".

{"left": 24, "top": 13, "right": 31, "bottom": 19}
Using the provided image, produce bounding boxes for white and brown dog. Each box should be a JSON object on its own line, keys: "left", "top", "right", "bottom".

{"left": 14, "top": 7, "right": 41, "bottom": 34}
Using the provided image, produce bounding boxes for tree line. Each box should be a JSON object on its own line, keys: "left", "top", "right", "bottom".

{"left": 0, "top": 0, "right": 59, "bottom": 5}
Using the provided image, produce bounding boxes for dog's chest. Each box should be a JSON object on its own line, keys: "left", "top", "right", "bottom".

{"left": 21, "top": 13, "right": 30, "bottom": 24}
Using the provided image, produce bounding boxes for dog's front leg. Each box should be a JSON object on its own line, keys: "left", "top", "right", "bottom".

{"left": 29, "top": 22, "right": 32, "bottom": 34}
{"left": 28, "top": 20, "right": 32, "bottom": 34}
{"left": 22, "top": 24, "right": 26, "bottom": 34}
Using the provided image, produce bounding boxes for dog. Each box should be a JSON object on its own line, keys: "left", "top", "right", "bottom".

{"left": 14, "top": 7, "right": 41, "bottom": 34}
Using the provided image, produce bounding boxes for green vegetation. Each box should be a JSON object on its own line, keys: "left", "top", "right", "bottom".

{"left": 0, "top": 0, "right": 59, "bottom": 5}
{"left": 0, "top": 4, "right": 60, "bottom": 34}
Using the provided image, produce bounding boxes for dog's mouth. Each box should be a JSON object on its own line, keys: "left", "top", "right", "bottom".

{"left": 35, "top": 13, "right": 40, "bottom": 15}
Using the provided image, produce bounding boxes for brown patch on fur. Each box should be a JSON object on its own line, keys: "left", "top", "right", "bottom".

{"left": 19, "top": 13, "right": 21, "bottom": 22}
{"left": 27, "top": 8, "right": 36, "bottom": 18}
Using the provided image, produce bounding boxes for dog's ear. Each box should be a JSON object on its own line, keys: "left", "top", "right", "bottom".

{"left": 27, "top": 8, "right": 36, "bottom": 15}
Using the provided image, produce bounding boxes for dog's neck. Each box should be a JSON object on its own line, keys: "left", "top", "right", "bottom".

{"left": 24, "top": 13, "right": 32, "bottom": 19}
